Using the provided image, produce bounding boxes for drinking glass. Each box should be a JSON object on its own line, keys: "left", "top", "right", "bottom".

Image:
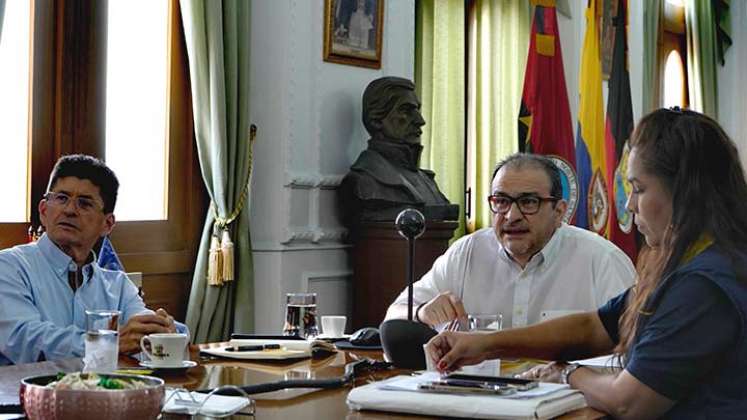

{"left": 282, "top": 293, "right": 319, "bottom": 339}
{"left": 83, "top": 309, "right": 120, "bottom": 372}
{"left": 468, "top": 314, "right": 503, "bottom": 331}
{"left": 461, "top": 313, "right": 502, "bottom": 376}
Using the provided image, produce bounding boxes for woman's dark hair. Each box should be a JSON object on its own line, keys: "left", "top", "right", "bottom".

{"left": 47, "top": 154, "right": 120, "bottom": 214}
{"left": 617, "top": 108, "right": 747, "bottom": 356}
{"left": 492, "top": 153, "right": 563, "bottom": 199}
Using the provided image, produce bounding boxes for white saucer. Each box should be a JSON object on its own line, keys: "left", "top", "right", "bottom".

{"left": 139, "top": 360, "right": 197, "bottom": 370}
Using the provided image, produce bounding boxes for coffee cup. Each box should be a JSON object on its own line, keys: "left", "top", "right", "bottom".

{"left": 321, "top": 315, "right": 346, "bottom": 338}
{"left": 140, "top": 333, "right": 188, "bottom": 367}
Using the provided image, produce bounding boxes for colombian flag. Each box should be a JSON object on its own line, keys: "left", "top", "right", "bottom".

{"left": 605, "top": 0, "right": 637, "bottom": 260}
{"left": 575, "top": 0, "right": 611, "bottom": 235}
{"left": 518, "top": 0, "right": 576, "bottom": 221}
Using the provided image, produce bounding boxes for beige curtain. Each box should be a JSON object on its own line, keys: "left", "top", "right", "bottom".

{"left": 642, "top": 0, "right": 662, "bottom": 114}
{"left": 468, "top": 0, "right": 530, "bottom": 230}
{"left": 685, "top": 0, "right": 722, "bottom": 118}
{"left": 415, "top": 0, "right": 466, "bottom": 240}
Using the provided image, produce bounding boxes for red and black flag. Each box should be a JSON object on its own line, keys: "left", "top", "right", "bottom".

{"left": 518, "top": 0, "right": 577, "bottom": 222}
{"left": 605, "top": 0, "right": 637, "bottom": 260}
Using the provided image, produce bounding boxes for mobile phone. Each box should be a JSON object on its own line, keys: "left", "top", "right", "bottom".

{"left": 417, "top": 382, "right": 517, "bottom": 396}
{"left": 444, "top": 373, "right": 539, "bottom": 391}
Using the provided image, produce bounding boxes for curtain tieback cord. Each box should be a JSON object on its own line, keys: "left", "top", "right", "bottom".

{"left": 208, "top": 124, "right": 257, "bottom": 286}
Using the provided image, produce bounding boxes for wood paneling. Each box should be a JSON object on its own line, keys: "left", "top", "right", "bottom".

{"left": 350, "top": 221, "right": 458, "bottom": 330}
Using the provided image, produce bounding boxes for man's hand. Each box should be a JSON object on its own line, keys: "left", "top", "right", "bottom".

{"left": 155, "top": 308, "right": 177, "bottom": 333}
{"left": 417, "top": 292, "right": 467, "bottom": 326}
{"left": 118, "top": 310, "right": 175, "bottom": 355}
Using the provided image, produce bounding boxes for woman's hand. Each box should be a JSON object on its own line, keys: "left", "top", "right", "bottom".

{"left": 424, "top": 331, "right": 495, "bottom": 372}
{"left": 517, "top": 361, "right": 566, "bottom": 383}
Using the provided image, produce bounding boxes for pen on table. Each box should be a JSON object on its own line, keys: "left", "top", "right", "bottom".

{"left": 225, "top": 344, "right": 282, "bottom": 352}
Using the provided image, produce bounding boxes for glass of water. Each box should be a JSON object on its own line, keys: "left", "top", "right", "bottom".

{"left": 461, "top": 313, "right": 502, "bottom": 376}
{"left": 83, "top": 309, "right": 120, "bottom": 372}
{"left": 282, "top": 293, "right": 318, "bottom": 339}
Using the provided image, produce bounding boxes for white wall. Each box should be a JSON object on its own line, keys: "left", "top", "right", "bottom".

{"left": 249, "top": 0, "right": 415, "bottom": 333}
{"left": 717, "top": 0, "right": 747, "bottom": 170}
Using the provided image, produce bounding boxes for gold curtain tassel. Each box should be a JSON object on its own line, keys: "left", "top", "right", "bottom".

{"left": 221, "top": 230, "right": 235, "bottom": 282}
{"left": 208, "top": 234, "right": 224, "bottom": 286}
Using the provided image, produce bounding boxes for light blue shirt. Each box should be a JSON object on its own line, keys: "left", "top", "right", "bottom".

{"left": 0, "top": 234, "right": 173, "bottom": 365}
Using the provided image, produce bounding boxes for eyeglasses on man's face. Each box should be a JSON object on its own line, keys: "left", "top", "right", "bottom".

{"left": 487, "top": 193, "right": 559, "bottom": 215}
{"left": 44, "top": 192, "right": 104, "bottom": 214}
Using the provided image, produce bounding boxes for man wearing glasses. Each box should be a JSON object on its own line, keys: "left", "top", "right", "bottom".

{"left": 385, "top": 153, "right": 635, "bottom": 329}
{"left": 0, "top": 154, "right": 183, "bottom": 365}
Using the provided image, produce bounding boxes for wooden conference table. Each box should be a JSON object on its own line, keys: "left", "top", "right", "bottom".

{"left": 0, "top": 344, "right": 605, "bottom": 419}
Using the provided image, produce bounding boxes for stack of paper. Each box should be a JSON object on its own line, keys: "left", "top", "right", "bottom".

{"left": 347, "top": 372, "right": 587, "bottom": 420}
{"left": 200, "top": 339, "right": 336, "bottom": 360}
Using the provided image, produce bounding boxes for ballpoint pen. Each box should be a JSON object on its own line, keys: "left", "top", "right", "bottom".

{"left": 225, "top": 344, "right": 282, "bottom": 352}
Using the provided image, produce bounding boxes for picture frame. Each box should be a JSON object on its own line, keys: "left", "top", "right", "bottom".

{"left": 323, "top": 0, "right": 384, "bottom": 69}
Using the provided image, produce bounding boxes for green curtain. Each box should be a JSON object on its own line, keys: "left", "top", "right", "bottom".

{"left": 469, "top": 0, "right": 530, "bottom": 229}
{"left": 685, "top": 0, "right": 719, "bottom": 117}
{"left": 0, "top": 0, "right": 6, "bottom": 43}
{"left": 642, "top": 0, "right": 662, "bottom": 114}
{"left": 180, "top": 0, "right": 254, "bottom": 343}
{"left": 713, "top": 0, "right": 731, "bottom": 66}
{"left": 415, "top": 0, "right": 466, "bottom": 240}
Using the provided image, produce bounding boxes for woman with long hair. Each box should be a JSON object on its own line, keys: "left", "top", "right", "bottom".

{"left": 426, "top": 108, "right": 747, "bottom": 419}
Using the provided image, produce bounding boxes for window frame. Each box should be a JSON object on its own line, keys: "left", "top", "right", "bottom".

{"left": 0, "top": 0, "right": 206, "bottom": 317}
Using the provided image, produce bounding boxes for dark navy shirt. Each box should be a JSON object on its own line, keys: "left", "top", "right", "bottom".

{"left": 597, "top": 248, "right": 745, "bottom": 419}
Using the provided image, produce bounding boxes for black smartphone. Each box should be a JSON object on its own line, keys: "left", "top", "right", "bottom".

{"left": 417, "top": 382, "right": 517, "bottom": 396}
{"left": 443, "top": 373, "right": 539, "bottom": 391}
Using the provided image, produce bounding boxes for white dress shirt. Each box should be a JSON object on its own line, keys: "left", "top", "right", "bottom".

{"left": 391, "top": 224, "right": 636, "bottom": 328}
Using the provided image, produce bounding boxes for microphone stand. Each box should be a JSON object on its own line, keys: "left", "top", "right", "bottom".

{"left": 406, "top": 225, "right": 415, "bottom": 321}
{"left": 379, "top": 208, "right": 437, "bottom": 369}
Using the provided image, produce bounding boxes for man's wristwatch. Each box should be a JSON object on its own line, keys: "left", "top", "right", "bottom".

{"left": 560, "top": 363, "right": 581, "bottom": 385}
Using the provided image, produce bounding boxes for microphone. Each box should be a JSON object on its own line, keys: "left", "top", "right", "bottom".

{"left": 394, "top": 208, "right": 425, "bottom": 320}
{"left": 380, "top": 208, "right": 437, "bottom": 369}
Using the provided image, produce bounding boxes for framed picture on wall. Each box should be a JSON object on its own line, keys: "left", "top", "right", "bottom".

{"left": 323, "top": 0, "right": 384, "bottom": 69}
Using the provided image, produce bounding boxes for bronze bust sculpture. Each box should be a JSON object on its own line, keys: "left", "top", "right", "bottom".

{"left": 339, "top": 76, "right": 459, "bottom": 225}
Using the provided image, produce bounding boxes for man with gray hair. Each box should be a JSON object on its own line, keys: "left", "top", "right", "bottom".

{"left": 385, "top": 153, "right": 635, "bottom": 329}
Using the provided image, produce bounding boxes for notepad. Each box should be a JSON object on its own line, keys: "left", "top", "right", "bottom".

{"left": 200, "top": 339, "right": 336, "bottom": 360}
{"left": 347, "top": 372, "right": 587, "bottom": 420}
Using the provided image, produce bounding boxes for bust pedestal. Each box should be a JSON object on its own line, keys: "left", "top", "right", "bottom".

{"left": 350, "top": 220, "right": 458, "bottom": 330}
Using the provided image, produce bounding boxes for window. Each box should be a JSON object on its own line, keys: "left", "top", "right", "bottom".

{"left": 106, "top": 0, "right": 170, "bottom": 221}
{"left": 663, "top": 50, "right": 686, "bottom": 108}
{"left": 659, "top": 0, "right": 688, "bottom": 108}
{"left": 0, "top": 0, "right": 205, "bottom": 318}
{"left": 0, "top": 0, "right": 32, "bottom": 223}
